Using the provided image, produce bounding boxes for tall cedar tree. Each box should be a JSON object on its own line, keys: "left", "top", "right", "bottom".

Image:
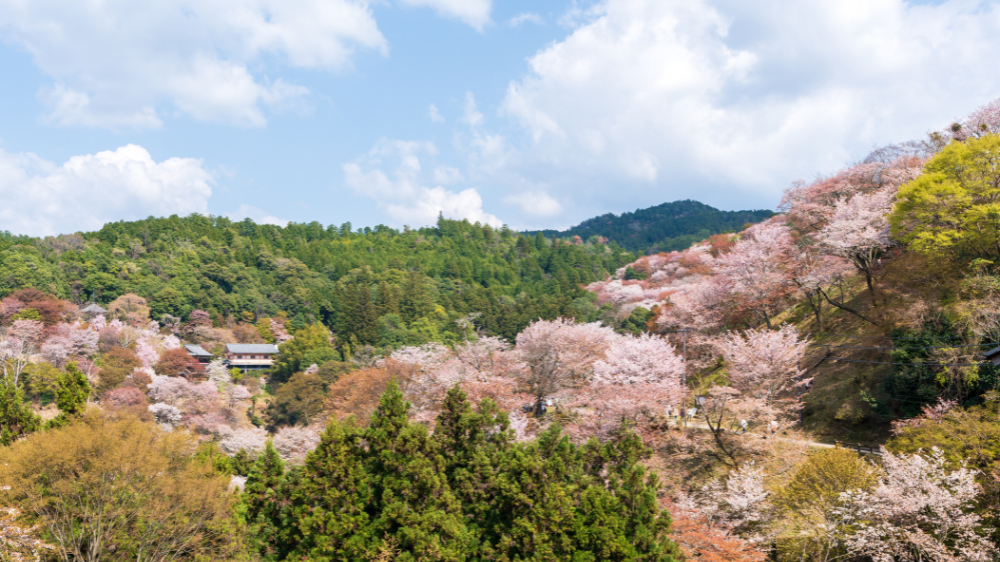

{"left": 247, "top": 384, "right": 681, "bottom": 562}
{"left": 48, "top": 362, "right": 91, "bottom": 428}
{"left": 0, "top": 378, "right": 41, "bottom": 445}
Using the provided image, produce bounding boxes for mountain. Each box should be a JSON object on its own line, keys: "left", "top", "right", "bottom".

{"left": 527, "top": 200, "right": 774, "bottom": 254}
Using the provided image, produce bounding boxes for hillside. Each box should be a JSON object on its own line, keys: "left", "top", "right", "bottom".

{"left": 0, "top": 215, "right": 633, "bottom": 344}
{"left": 526, "top": 199, "right": 774, "bottom": 254}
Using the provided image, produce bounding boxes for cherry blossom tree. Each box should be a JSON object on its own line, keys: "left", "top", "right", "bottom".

{"left": 788, "top": 248, "right": 853, "bottom": 329}
{"left": 715, "top": 325, "right": 809, "bottom": 406}
{"left": 269, "top": 318, "right": 292, "bottom": 343}
{"left": 103, "top": 386, "right": 148, "bottom": 410}
{"left": 0, "top": 297, "right": 25, "bottom": 325}
{"left": 8, "top": 319, "right": 43, "bottom": 348}
{"left": 819, "top": 187, "right": 896, "bottom": 303}
{"left": 714, "top": 223, "right": 797, "bottom": 329}
{"left": 226, "top": 385, "right": 251, "bottom": 407}
{"left": 514, "top": 318, "right": 617, "bottom": 415}
{"left": 836, "top": 448, "right": 996, "bottom": 562}
{"left": 40, "top": 335, "right": 73, "bottom": 367}
{"left": 217, "top": 426, "right": 268, "bottom": 456}
{"left": 68, "top": 324, "right": 100, "bottom": 358}
{"left": 273, "top": 424, "right": 323, "bottom": 464}
{"left": 206, "top": 359, "right": 231, "bottom": 391}
{"left": 148, "top": 403, "right": 183, "bottom": 428}
{"left": 453, "top": 336, "right": 523, "bottom": 378}
{"left": 954, "top": 96, "right": 1000, "bottom": 140}
{"left": 135, "top": 337, "right": 160, "bottom": 369}
{"left": 593, "top": 333, "right": 685, "bottom": 385}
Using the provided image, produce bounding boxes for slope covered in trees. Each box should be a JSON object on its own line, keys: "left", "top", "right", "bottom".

{"left": 527, "top": 200, "right": 774, "bottom": 254}
{"left": 0, "top": 216, "right": 634, "bottom": 344}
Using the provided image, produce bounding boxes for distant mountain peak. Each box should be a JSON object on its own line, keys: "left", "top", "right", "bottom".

{"left": 526, "top": 200, "right": 773, "bottom": 254}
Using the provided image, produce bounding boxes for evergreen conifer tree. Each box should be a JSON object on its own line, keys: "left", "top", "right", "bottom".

{"left": 0, "top": 378, "right": 41, "bottom": 445}
{"left": 287, "top": 419, "right": 373, "bottom": 561}
{"left": 47, "top": 362, "right": 90, "bottom": 428}
{"left": 243, "top": 440, "right": 288, "bottom": 561}
{"left": 365, "top": 380, "right": 469, "bottom": 561}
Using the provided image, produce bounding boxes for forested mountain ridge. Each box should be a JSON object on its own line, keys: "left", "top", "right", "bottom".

{"left": 0, "top": 215, "right": 634, "bottom": 343}
{"left": 526, "top": 199, "right": 774, "bottom": 254}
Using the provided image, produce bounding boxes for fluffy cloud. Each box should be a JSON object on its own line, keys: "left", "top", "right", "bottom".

{"left": 489, "top": 0, "right": 1000, "bottom": 220}
{"left": 0, "top": 0, "right": 386, "bottom": 128}
{"left": 0, "top": 145, "right": 213, "bottom": 236}
{"left": 428, "top": 103, "right": 445, "bottom": 123}
{"left": 343, "top": 139, "right": 502, "bottom": 227}
{"left": 226, "top": 204, "right": 289, "bottom": 227}
{"left": 508, "top": 13, "right": 543, "bottom": 27}
{"left": 399, "top": 0, "right": 492, "bottom": 31}
{"left": 503, "top": 191, "right": 562, "bottom": 217}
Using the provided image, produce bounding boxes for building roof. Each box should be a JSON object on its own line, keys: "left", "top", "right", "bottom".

{"left": 985, "top": 346, "right": 1000, "bottom": 359}
{"left": 81, "top": 303, "right": 107, "bottom": 314}
{"left": 225, "top": 343, "right": 279, "bottom": 354}
{"left": 184, "top": 344, "right": 213, "bottom": 357}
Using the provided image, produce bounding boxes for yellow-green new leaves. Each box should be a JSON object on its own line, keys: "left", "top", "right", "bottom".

{"left": 891, "top": 134, "right": 1000, "bottom": 260}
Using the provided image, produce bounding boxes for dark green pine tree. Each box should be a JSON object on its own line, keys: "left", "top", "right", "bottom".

{"left": 365, "top": 380, "right": 469, "bottom": 561}
{"left": 287, "top": 419, "right": 374, "bottom": 561}
{"left": 432, "top": 388, "right": 510, "bottom": 557}
{"left": 0, "top": 378, "right": 41, "bottom": 446}
{"left": 353, "top": 284, "right": 380, "bottom": 346}
{"left": 599, "top": 429, "right": 682, "bottom": 562}
{"left": 242, "top": 441, "right": 288, "bottom": 562}
{"left": 47, "top": 361, "right": 91, "bottom": 429}
{"left": 336, "top": 283, "right": 358, "bottom": 345}
{"left": 376, "top": 281, "right": 400, "bottom": 317}
{"left": 400, "top": 272, "right": 433, "bottom": 324}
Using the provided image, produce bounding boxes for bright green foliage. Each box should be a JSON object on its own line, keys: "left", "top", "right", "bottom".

{"left": 891, "top": 134, "right": 1000, "bottom": 261}
{"left": 621, "top": 306, "right": 653, "bottom": 335}
{"left": 270, "top": 324, "right": 335, "bottom": 385}
{"left": 48, "top": 362, "right": 91, "bottom": 428}
{"left": 246, "top": 384, "right": 681, "bottom": 562}
{"left": 0, "top": 378, "right": 41, "bottom": 445}
{"left": 888, "top": 396, "right": 1000, "bottom": 471}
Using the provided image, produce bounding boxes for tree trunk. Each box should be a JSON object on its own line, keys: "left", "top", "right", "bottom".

{"left": 819, "top": 287, "right": 880, "bottom": 326}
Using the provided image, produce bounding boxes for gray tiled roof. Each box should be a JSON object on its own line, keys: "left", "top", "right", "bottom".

{"left": 81, "top": 303, "right": 107, "bottom": 313}
{"left": 184, "top": 344, "right": 213, "bottom": 356}
{"left": 985, "top": 346, "right": 1000, "bottom": 358}
{"left": 225, "top": 343, "right": 279, "bottom": 354}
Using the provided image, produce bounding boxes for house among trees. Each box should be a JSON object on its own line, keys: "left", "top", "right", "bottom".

{"left": 985, "top": 346, "right": 1000, "bottom": 367}
{"left": 224, "top": 343, "right": 279, "bottom": 372}
{"left": 183, "top": 344, "right": 214, "bottom": 364}
{"left": 80, "top": 302, "right": 107, "bottom": 321}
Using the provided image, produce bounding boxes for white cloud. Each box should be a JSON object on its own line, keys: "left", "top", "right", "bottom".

{"left": 227, "top": 204, "right": 289, "bottom": 227}
{"left": 398, "top": 0, "right": 492, "bottom": 31}
{"left": 433, "top": 166, "right": 464, "bottom": 184}
{"left": 487, "top": 0, "right": 1000, "bottom": 219}
{"left": 508, "top": 12, "right": 543, "bottom": 27}
{"left": 428, "top": 103, "right": 445, "bottom": 123}
{"left": 343, "top": 139, "right": 502, "bottom": 227}
{"left": 463, "top": 92, "right": 484, "bottom": 127}
{"left": 504, "top": 191, "right": 562, "bottom": 217}
{"left": 0, "top": 0, "right": 387, "bottom": 129}
{"left": 0, "top": 145, "right": 213, "bottom": 236}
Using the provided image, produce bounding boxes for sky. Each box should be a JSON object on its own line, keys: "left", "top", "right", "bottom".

{"left": 1, "top": 0, "right": 1000, "bottom": 236}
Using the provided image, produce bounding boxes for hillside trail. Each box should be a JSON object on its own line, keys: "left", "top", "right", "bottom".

{"left": 674, "top": 419, "right": 841, "bottom": 451}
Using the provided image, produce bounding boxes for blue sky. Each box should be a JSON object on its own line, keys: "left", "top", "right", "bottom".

{"left": 1, "top": 0, "right": 998, "bottom": 236}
